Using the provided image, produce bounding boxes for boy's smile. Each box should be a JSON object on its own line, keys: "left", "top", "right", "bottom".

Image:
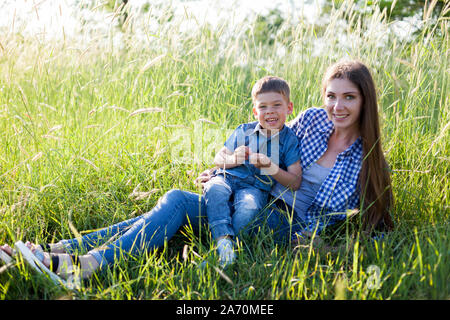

{"left": 253, "top": 92, "right": 293, "bottom": 131}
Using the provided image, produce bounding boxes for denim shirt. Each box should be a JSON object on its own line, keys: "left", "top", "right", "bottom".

{"left": 216, "top": 121, "right": 301, "bottom": 191}
{"left": 278, "top": 107, "right": 363, "bottom": 234}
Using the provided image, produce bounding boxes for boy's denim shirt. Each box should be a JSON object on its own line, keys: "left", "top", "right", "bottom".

{"left": 215, "top": 121, "right": 301, "bottom": 191}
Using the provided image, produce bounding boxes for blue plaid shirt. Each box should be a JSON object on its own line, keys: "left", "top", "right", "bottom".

{"left": 285, "top": 107, "right": 363, "bottom": 235}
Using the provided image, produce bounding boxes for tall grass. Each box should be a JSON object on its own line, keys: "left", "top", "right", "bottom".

{"left": 0, "top": 0, "right": 448, "bottom": 299}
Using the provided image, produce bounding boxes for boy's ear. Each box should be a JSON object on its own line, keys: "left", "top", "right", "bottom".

{"left": 287, "top": 102, "right": 294, "bottom": 115}
{"left": 252, "top": 106, "right": 258, "bottom": 116}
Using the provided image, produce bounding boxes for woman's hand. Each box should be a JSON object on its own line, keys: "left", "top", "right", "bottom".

{"left": 292, "top": 232, "right": 355, "bottom": 255}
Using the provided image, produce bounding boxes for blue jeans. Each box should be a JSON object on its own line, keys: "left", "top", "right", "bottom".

{"left": 60, "top": 189, "right": 207, "bottom": 268}
{"left": 203, "top": 174, "right": 268, "bottom": 240}
{"left": 58, "top": 189, "right": 297, "bottom": 269}
{"left": 249, "top": 199, "right": 306, "bottom": 244}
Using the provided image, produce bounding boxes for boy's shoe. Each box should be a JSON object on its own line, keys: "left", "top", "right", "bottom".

{"left": 198, "top": 238, "right": 236, "bottom": 269}
{"left": 216, "top": 238, "right": 235, "bottom": 268}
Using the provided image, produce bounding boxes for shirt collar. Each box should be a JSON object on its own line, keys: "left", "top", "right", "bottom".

{"left": 251, "top": 122, "right": 286, "bottom": 139}
{"left": 318, "top": 116, "right": 334, "bottom": 134}
{"left": 343, "top": 136, "right": 363, "bottom": 162}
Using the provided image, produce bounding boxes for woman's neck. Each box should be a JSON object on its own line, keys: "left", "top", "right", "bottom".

{"left": 331, "top": 127, "right": 360, "bottom": 149}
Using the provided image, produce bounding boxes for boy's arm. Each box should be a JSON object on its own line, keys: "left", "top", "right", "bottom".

{"left": 214, "top": 146, "right": 250, "bottom": 169}
{"left": 270, "top": 160, "right": 302, "bottom": 190}
{"left": 250, "top": 154, "right": 302, "bottom": 190}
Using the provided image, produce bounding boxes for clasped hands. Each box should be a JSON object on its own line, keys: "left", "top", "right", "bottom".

{"left": 226, "top": 145, "right": 278, "bottom": 175}
{"left": 231, "top": 145, "right": 272, "bottom": 168}
{"left": 194, "top": 145, "right": 278, "bottom": 187}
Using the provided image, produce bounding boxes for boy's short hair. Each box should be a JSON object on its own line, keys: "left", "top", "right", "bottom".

{"left": 251, "top": 76, "right": 291, "bottom": 103}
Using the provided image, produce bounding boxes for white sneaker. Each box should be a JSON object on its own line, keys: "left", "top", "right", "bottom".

{"left": 216, "top": 238, "right": 235, "bottom": 268}
{"left": 0, "top": 249, "right": 13, "bottom": 264}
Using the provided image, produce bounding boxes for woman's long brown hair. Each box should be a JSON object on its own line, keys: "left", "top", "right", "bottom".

{"left": 322, "top": 60, "right": 394, "bottom": 232}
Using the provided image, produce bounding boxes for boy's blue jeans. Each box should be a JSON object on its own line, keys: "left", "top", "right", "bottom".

{"left": 203, "top": 174, "right": 268, "bottom": 240}
{"left": 58, "top": 189, "right": 294, "bottom": 269}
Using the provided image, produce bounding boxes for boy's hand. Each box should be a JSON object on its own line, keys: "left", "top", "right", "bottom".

{"left": 250, "top": 153, "right": 279, "bottom": 175}
{"left": 233, "top": 146, "right": 250, "bottom": 165}
{"left": 249, "top": 152, "right": 271, "bottom": 168}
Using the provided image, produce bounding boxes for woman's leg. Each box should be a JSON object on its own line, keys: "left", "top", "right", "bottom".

{"left": 248, "top": 202, "right": 303, "bottom": 244}
{"left": 1, "top": 213, "right": 144, "bottom": 258}
{"left": 1, "top": 189, "right": 207, "bottom": 279}
{"left": 89, "top": 189, "right": 207, "bottom": 268}
{"left": 60, "top": 215, "right": 143, "bottom": 253}
{"left": 5, "top": 211, "right": 144, "bottom": 269}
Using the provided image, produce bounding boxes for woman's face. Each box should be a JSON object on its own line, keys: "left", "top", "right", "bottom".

{"left": 324, "top": 77, "right": 363, "bottom": 134}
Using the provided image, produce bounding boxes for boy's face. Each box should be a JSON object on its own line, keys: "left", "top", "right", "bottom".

{"left": 253, "top": 92, "right": 293, "bottom": 130}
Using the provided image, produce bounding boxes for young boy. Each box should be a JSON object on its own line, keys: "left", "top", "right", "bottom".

{"left": 204, "top": 76, "right": 302, "bottom": 267}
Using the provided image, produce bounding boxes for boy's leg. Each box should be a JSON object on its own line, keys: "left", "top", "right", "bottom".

{"left": 203, "top": 175, "right": 236, "bottom": 240}
{"left": 232, "top": 187, "right": 269, "bottom": 235}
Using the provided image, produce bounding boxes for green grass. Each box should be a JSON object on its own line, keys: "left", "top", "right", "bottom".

{"left": 0, "top": 0, "right": 448, "bottom": 299}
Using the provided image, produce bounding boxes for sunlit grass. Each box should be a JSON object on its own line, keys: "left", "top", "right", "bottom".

{"left": 0, "top": 0, "right": 448, "bottom": 299}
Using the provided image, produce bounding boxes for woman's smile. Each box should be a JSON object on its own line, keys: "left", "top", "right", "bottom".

{"left": 333, "top": 114, "right": 349, "bottom": 119}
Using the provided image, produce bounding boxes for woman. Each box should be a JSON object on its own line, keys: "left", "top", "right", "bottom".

{"left": 0, "top": 60, "right": 394, "bottom": 280}
{"left": 247, "top": 60, "right": 394, "bottom": 244}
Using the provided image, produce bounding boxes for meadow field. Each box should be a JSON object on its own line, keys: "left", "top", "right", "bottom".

{"left": 0, "top": 0, "right": 448, "bottom": 299}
